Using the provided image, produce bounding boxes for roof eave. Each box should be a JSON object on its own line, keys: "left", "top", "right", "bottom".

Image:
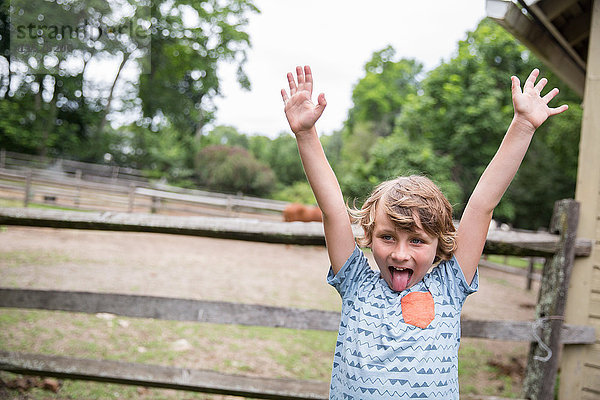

{"left": 486, "top": 0, "right": 585, "bottom": 97}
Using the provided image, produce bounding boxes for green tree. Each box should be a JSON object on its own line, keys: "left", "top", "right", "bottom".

{"left": 0, "top": 0, "right": 259, "bottom": 170}
{"left": 334, "top": 18, "right": 581, "bottom": 228}
{"left": 118, "top": 123, "right": 195, "bottom": 185}
{"left": 248, "top": 132, "right": 305, "bottom": 187}
{"left": 261, "top": 133, "right": 305, "bottom": 186}
{"left": 336, "top": 48, "right": 424, "bottom": 202}
{"left": 321, "top": 128, "right": 344, "bottom": 172}
{"left": 397, "top": 18, "right": 581, "bottom": 227}
{"left": 506, "top": 100, "right": 582, "bottom": 227}
{"left": 138, "top": 0, "right": 258, "bottom": 136}
{"left": 340, "top": 129, "right": 461, "bottom": 206}
{"left": 0, "top": 0, "right": 144, "bottom": 159}
{"left": 195, "top": 145, "right": 275, "bottom": 196}
{"left": 347, "top": 46, "right": 422, "bottom": 137}
{"left": 200, "top": 125, "right": 250, "bottom": 149}
{"left": 399, "top": 19, "right": 532, "bottom": 206}
{"left": 271, "top": 181, "right": 316, "bottom": 205}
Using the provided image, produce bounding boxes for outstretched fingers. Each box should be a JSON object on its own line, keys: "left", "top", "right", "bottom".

{"left": 538, "top": 84, "right": 568, "bottom": 116}
{"left": 542, "top": 87, "right": 559, "bottom": 104}
{"left": 511, "top": 75, "right": 522, "bottom": 97}
{"left": 287, "top": 72, "right": 297, "bottom": 96}
{"left": 543, "top": 86, "right": 569, "bottom": 116}
{"left": 303, "top": 65, "right": 314, "bottom": 93}
{"left": 549, "top": 103, "right": 569, "bottom": 116}
{"left": 282, "top": 65, "right": 315, "bottom": 105}
{"left": 534, "top": 77, "right": 548, "bottom": 94}
{"left": 296, "top": 65, "right": 305, "bottom": 87}
{"left": 524, "top": 68, "right": 539, "bottom": 89}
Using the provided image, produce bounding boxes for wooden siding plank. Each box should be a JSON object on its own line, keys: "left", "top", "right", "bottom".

{"left": 590, "top": 292, "right": 600, "bottom": 318}
{"left": 582, "top": 389, "right": 600, "bottom": 400}
{"left": 560, "top": 1, "right": 600, "bottom": 397}
{"left": 592, "top": 266, "right": 600, "bottom": 292}
{"left": 582, "top": 364, "right": 600, "bottom": 393}
{"left": 585, "top": 316, "right": 600, "bottom": 341}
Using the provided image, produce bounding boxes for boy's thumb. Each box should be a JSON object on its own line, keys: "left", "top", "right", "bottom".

{"left": 511, "top": 76, "right": 522, "bottom": 96}
{"left": 316, "top": 93, "right": 327, "bottom": 115}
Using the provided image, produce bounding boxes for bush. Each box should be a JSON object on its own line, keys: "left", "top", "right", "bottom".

{"left": 272, "top": 181, "right": 316, "bottom": 205}
{"left": 195, "top": 145, "right": 276, "bottom": 196}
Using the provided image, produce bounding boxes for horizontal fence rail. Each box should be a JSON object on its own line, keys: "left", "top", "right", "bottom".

{"left": 0, "top": 207, "right": 351, "bottom": 246}
{"left": 0, "top": 288, "right": 595, "bottom": 344}
{"left": 0, "top": 168, "right": 289, "bottom": 217}
{"left": 0, "top": 351, "right": 330, "bottom": 400}
{"left": 0, "top": 207, "right": 593, "bottom": 256}
{"left": 0, "top": 149, "right": 147, "bottom": 183}
{"left": 478, "top": 258, "right": 540, "bottom": 279}
{"left": 0, "top": 349, "right": 528, "bottom": 400}
{"left": 135, "top": 187, "right": 288, "bottom": 213}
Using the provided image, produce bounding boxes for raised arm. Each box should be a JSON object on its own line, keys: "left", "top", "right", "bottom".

{"left": 281, "top": 66, "right": 356, "bottom": 272}
{"left": 454, "top": 69, "right": 568, "bottom": 283}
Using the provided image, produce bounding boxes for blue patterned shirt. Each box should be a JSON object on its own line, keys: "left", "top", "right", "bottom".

{"left": 327, "top": 246, "right": 478, "bottom": 399}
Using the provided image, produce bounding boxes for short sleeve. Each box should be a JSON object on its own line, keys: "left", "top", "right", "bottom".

{"left": 327, "top": 246, "right": 372, "bottom": 299}
{"left": 431, "top": 255, "right": 479, "bottom": 306}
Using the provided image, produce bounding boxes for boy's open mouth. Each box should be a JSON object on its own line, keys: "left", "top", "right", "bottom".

{"left": 389, "top": 266, "right": 413, "bottom": 292}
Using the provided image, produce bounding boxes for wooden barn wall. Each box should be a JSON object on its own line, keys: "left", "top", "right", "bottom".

{"left": 560, "top": 1, "right": 600, "bottom": 398}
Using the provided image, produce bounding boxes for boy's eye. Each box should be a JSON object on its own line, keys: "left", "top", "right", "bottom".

{"left": 381, "top": 235, "right": 393, "bottom": 241}
{"left": 410, "top": 238, "right": 424, "bottom": 244}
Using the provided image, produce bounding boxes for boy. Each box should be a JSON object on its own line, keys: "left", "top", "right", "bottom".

{"left": 281, "top": 66, "right": 567, "bottom": 399}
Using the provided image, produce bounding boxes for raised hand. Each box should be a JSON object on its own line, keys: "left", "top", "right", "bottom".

{"left": 511, "top": 68, "right": 568, "bottom": 130}
{"left": 281, "top": 65, "right": 327, "bottom": 134}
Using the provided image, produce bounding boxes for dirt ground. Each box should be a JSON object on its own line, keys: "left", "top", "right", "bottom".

{"left": 0, "top": 225, "right": 541, "bottom": 397}
{"left": 0, "top": 226, "right": 540, "bottom": 316}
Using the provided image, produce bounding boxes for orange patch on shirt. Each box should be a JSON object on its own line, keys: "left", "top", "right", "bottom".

{"left": 401, "top": 291, "right": 435, "bottom": 329}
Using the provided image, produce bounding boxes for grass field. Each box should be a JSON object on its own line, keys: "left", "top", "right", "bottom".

{"left": 0, "top": 309, "right": 526, "bottom": 399}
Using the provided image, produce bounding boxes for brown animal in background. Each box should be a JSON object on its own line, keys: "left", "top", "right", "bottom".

{"left": 283, "top": 203, "right": 323, "bottom": 222}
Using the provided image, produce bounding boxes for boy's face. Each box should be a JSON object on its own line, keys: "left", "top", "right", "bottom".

{"left": 370, "top": 204, "right": 439, "bottom": 292}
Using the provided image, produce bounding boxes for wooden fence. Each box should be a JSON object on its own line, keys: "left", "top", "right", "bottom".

{"left": 0, "top": 149, "right": 147, "bottom": 184}
{"left": 0, "top": 149, "right": 548, "bottom": 287}
{"left": 479, "top": 257, "right": 543, "bottom": 290}
{"left": 0, "top": 199, "right": 596, "bottom": 400}
{"left": 0, "top": 164, "right": 288, "bottom": 218}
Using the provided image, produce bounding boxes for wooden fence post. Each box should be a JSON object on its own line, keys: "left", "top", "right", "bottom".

{"left": 523, "top": 199, "right": 580, "bottom": 399}
{"left": 0, "top": 148, "right": 6, "bottom": 169}
{"left": 226, "top": 195, "right": 233, "bottom": 217}
{"left": 23, "top": 169, "right": 32, "bottom": 207}
{"left": 112, "top": 165, "right": 119, "bottom": 181}
{"left": 526, "top": 258, "right": 535, "bottom": 291}
{"left": 74, "top": 169, "right": 82, "bottom": 208}
{"left": 151, "top": 196, "right": 159, "bottom": 214}
{"left": 128, "top": 183, "right": 136, "bottom": 213}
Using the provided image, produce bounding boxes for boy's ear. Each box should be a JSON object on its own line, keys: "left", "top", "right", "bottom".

{"left": 434, "top": 247, "right": 443, "bottom": 264}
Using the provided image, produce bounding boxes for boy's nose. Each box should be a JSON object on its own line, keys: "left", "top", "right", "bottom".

{"left": 391, "top": 243, "right": 410, "bottom": 261}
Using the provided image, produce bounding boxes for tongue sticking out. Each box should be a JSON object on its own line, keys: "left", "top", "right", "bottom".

{"left": 390, "top": 268, "right": 411, "bottom": 292}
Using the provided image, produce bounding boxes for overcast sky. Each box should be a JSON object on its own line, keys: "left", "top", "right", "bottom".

{"left": 211, "top": 0, "right": 487, "bottom": 138}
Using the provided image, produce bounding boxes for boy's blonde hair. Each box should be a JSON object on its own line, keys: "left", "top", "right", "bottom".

{"left": 349, "top": 175, "right": 457, "bottom": 262}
